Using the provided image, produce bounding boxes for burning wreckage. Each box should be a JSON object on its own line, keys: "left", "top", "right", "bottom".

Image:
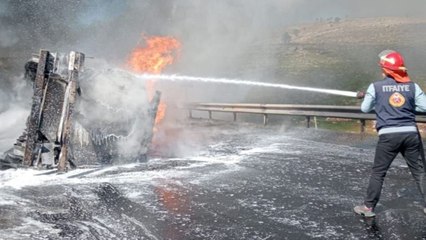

{"left": 0, "top": 50, "right": 161, "bottom": 171}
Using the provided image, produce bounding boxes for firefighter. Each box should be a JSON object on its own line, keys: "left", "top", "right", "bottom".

{"left": 354, "top": 50, "right": 426, "bottom": 217}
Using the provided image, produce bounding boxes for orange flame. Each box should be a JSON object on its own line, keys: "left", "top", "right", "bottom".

{"left": 128, "top": 35, "right": 181, "bottom": 124}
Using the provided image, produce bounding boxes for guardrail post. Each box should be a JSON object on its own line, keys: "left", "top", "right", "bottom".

{"left": 360, "top": 119, "right": 366, "bottom": 133}
{"left": 233, "top": 112, "right": 237, "bottom": 122}
{"left": 306, "top": 116, "right": 311, "bottom": 128}
{"left": 263, "top": 114, "right": 268, "bottom": 125}
{"left": 208, "top": 111, "right": 212, "bottom": 120}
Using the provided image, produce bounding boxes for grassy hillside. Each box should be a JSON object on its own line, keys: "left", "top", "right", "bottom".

{"left": 236, "top": 17, "right": 426, "bottom": 105}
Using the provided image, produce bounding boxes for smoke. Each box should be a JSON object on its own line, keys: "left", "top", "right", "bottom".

{"left": 0, "top": 106, "right": 28, "bottom": 153}
{"left": 1, "top": 0, "right": 425, "bottom": 75}
{"left": 0, "top": 27, "right": 19, "bottom": 48}
{"left": 79, "top": 63, "right": 149, "bottom": 123}
{"left": 1, "top": 0, "right": 426, "bottom": 157}
{"left": 1, "top": 0, "right": 423, "bottom": 60}
{"left": 78, "top": 60, "right": 153, "bottom": 159}
{"left": 0, "top": 75, "right": 31, "bottom": 153}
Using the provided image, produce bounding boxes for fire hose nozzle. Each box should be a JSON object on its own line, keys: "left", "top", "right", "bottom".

{"left": 356, "top": 91, "right": 365, "bottom": 99}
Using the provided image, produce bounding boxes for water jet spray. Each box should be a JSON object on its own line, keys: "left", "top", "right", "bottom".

{"left": 130, "top": 73, "right": 358, "bottom": 98}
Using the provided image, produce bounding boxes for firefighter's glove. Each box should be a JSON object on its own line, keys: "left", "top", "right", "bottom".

{"left": 356, "top": 91, "right": 365, "bottom": 99}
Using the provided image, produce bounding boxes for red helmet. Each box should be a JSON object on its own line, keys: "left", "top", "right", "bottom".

{"left": 378, "top": 50, "right": 407, "bottom": 71}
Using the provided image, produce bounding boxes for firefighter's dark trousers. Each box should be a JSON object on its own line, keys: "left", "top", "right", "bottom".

{"left": 364, "top": 132, "right": 426, "bottom": 209}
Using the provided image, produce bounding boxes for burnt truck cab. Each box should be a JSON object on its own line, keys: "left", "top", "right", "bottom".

{"left": 1, "top": 50, "right": 160, "bottom": 171}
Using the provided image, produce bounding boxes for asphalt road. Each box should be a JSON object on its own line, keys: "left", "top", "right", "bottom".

{"left": 0, "top": 120, "right": 425, "bottom": 240}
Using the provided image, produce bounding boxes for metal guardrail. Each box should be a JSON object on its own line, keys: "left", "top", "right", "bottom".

{"left": 186, "top": 103, "right": 426, "bottom": 133}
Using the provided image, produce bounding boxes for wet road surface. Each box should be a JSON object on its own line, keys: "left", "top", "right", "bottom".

{"left": 0, "top": 120, "right": 425, "bottom": 239}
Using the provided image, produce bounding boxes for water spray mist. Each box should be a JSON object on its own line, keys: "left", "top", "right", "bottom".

{"left": 131, "top": 73, "right": 358, "bottom": 98}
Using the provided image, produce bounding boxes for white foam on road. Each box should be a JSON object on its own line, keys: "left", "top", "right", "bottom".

{"left": 0, "top": 150, "right": 248, "bottom": 190}
{"left": 0, "top": 128, "right": 311, "bottom": 192}
{"left": 0, "top": 217, "right": 60, "bottom": 240}
{"left": 240, "top": 142, "right": 302, "bottom": 155}
{"left": 0, "top": 168, "right": 98, "bottom": 189}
